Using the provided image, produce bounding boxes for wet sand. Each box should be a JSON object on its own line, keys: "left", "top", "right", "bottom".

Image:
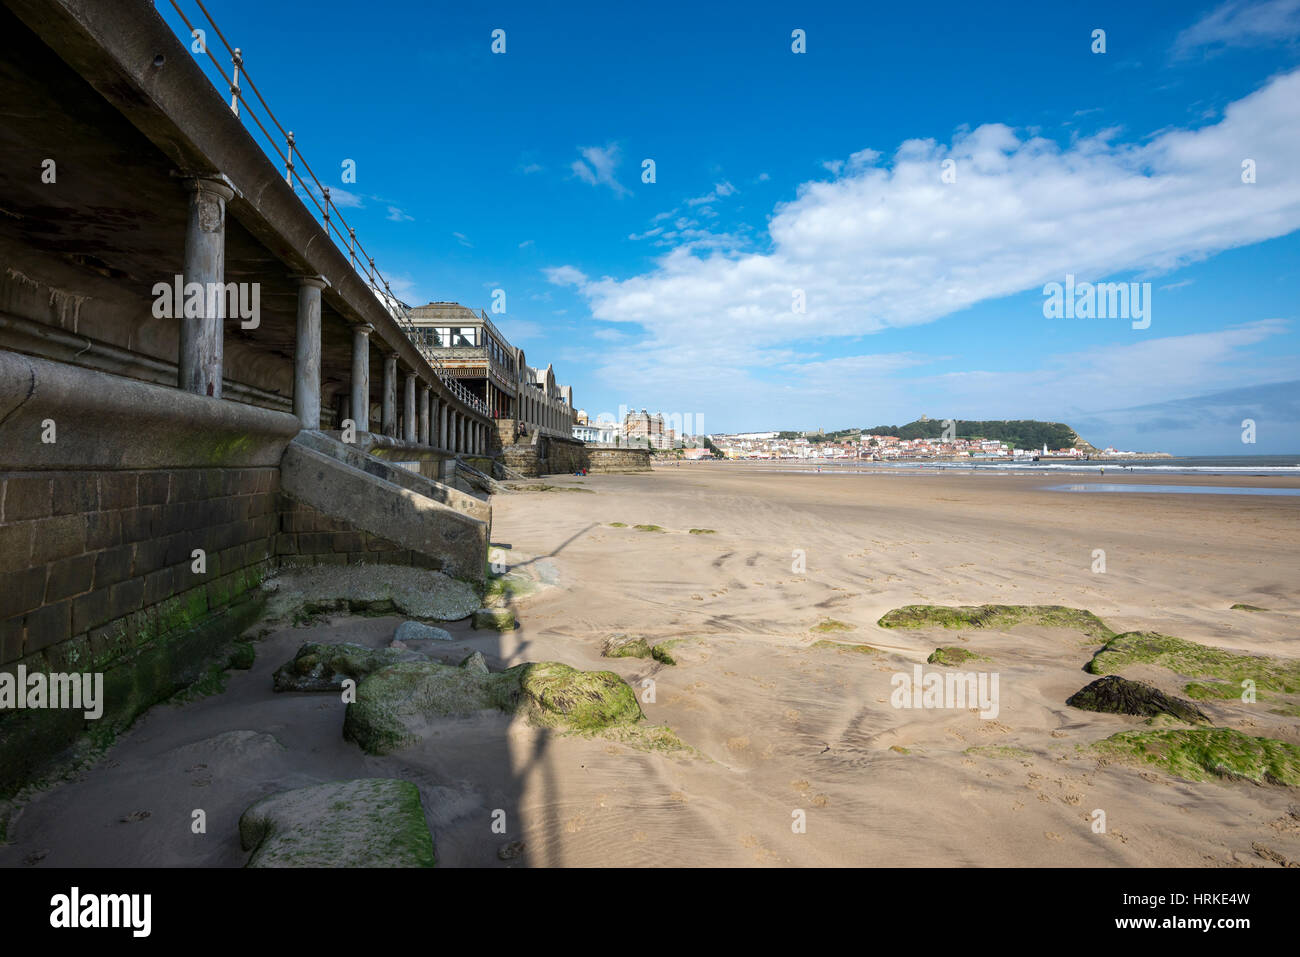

{"left": 3, "top": 463, "right": 1298, "bottom": 867}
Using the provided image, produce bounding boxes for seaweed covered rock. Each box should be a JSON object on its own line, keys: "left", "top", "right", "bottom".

{"left": 1086, "top": 632, "right": 1300, "bottom": 694}
{"left": 879, "top": 604, "right": 1114, "bottom": 640}
{"left": 927, "top": 646, "right": 987, "bottom": 666}
{"left": 239, "top": 778, "right": 436, "bottom": 867}
{"left": 272, "top": 642, "right": 418, "bottom": 693}
{"left": 602, "top": 634, "right": 676, "bottom": 665}
{"left": 1092, "top": 728, "right": 1300, "bottom": 786}
{"left": 1067, "top": 675, "right": 1209, "bottom": 724}
{"left": 459, "top": 651, "right": 489, "bottom": 675}
{"left": 343, "top": 660, "right": 643, "bottom": 755}
{"left": 515, "top": 662, "right": 644, "bottom": 730}
{"left": 472, "top": 608, "right": 516, "bottom": 631}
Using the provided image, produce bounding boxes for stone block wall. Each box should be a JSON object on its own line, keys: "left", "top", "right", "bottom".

{"left": 500, "top": 441, "right": 651, "bottom": 476}
{"left": 0, "top": 465, "right": 282, "bottom": 792}
{"left": 276, "top": 497, "right": 444, "bottom": 571}
{"left": 587, "top": 448, "right": 652, "bottom": 473}
{"left": 0, "top": 467, "right": 279, "bottom": 670}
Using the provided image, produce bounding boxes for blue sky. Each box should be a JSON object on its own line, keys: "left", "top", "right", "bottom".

{"left": 161, "top": 0, "right": 1300, "bottom": 453}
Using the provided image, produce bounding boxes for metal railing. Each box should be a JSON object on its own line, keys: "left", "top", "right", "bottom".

{"left": 164, "top": 0, "right": 489, "bottom": 418}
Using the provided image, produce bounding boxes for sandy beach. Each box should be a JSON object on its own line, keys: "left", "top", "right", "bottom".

{"left": 3, "top": 463, "right": 1298, "bottom": 868}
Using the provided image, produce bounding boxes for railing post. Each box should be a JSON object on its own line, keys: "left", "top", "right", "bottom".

{"left": 285, "top": 131, "right": 295, "bottom": 186}
{"left": 229, "top": 48, "right": 242, "bottom": 116}
{"left": 322, "top": 185, "right": 331, "bottom": 230}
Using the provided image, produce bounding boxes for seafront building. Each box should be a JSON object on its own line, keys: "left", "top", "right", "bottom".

{"left": 405, "top": 302, "right": 578, "bottom": 442}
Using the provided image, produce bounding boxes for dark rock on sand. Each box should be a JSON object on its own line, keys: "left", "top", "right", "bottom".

{"left": 1067, "top": 675, "right": 1210, "bottom": 724}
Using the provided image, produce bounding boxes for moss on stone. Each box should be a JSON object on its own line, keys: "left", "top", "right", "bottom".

{"left": 483, "top": 574, "right": 535, "bottom": 608}
{"left": 811, "top": 618, "right": 854, "bottom": 633}
{"left": 688, "top": 528, "right": 716, "bottom": 535}
{"left": 228, "top": 641, "right": 255, "bottom": 671}
{"left": 273, "top": 642, "right": 416, "bottom": 693}
{"left": 633, "top": 524, "right": 666, "bottom": 532}
{"left": 1091, "top": 728, "right": 1300, "bottom": 786}
{"left": 601, "top": 724, "right": 692, "bottom": 753}
{"left": 1086, "top": 632, "right": 1300, "bottom": 694}
{"left": 965, "top": 745, "right": 1033, "bottom": 760}
{"left": 608, "top": 522, "right": 627, "bottom": 527}
{"left": 1230, "top": 603, "right": 1268, "bottom": 612}
{"left": 602, "top": 633, "right": 675, "bottom": 664}
{"left": 810, "top": 639, "right": 881, "bottom": 655}
{"left": 239, "top": 778, "right": 436, "bottom": 867}
{"left": 344, "top": 660, "right": 643, "bottom": 755}
{"left": 927, "top": 646, "right": 989, "bottom": 666}
{"left": 1183, "top": 681, "right": 1246, "bottom": 701}
{"left": 879, "top": 604, "right": 1115, "bottom": 640}
{"left": 515, "top": 662, "right": 644, "bottom": 732}
{"left": 472, "top": 607, "right": 516, "bottom": 631}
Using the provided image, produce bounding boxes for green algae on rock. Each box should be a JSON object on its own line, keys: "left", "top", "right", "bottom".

{"left": 811, "top": 618, "right": 854, "bottom": 633}
{"left": 810, "top": 639, "right": 881, "bottom": 655}
{"left": 1091, "top": 728, "right": 1300, "bottom": 786}
{"left": 879, "top": 604, "right": 1115, "bottom": 640}
{"left": 688, "top": 528, "right": 716, "bottom": 534}
{"left": 344, "top": 660, "right": 643, "bottom": 755}
{"left": 472, "top": 607, "right": 516, "bottom": 631}
{"left": 239, "top": 778, "right": 435, "bottom": 867}
{"left": 272, "top": 642, "right": 419, "bottom": 693}
{"left": 927, "top": 646, "right": 989, "bottom": 666}
{"left": 602, "top": 634, "right": 676, "bottom": 665}
{"left": 1066, "top": 675, "right": 1209, "bottom": 724}
{"left": 633, "top": 524, "right": 666, "bottom": 532}
{"left": 1086, "top": 632, "right": 1300, "bottom": 695}
{"left": 1230, "top": 603, "right": 1268, "bottom": 612}
{"left": 228, "top": 641, "right": 256, "bottom": 670}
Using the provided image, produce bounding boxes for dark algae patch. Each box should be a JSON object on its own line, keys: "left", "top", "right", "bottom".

{"left": 1067, "top": 675, "right": 1209, "bottom": 724}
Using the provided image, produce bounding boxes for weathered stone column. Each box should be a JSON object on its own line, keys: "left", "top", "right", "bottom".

{"left": 179, "top": 176, "right": 235, "bottom": 397}
{"left": 439, "top": 402, "right": 448, "bottom": 449}
{"left": 291, "top": 275, "right": 328, "bottom": 429}
{"left": 350, "top": 324, "right": 373, "bottom": 433}
{"left": 382, "top": 354, "right": 398, "bottom": 437}
{"left": 403, "top": 373, "right": 417, "bottom": 443}
{"left": 418, "top": 385, "right": 430, "bottom": 445}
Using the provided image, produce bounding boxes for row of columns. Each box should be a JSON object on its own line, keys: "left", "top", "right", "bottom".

{"left": 178, "top": 174, "right": 491, "bottom": 457}
{"left": 343, "top": 329, "right": 491, "bottom": 454}
{"left": 517, "top": 389, "right": 571, "bottom": 436}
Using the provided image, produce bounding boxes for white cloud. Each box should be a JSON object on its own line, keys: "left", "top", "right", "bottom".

{"left": 329, "top": 187, "right": 365, "bottom": 208}
{"left": 452, "top": 231, "right": 473, "bottom": 247}
{"left": 1174, "top": 0, "right": 1300, "bottom": 57}
{"left": 686, "top": 181, "right": 738, "bottom": 206}
{"left": 519, "top": 239, "right": 535, "bottom": 249}
{"left": 571, "top": 143, "right": 628, "bottom": 196}
{"left": 386, "top": 206, "right": 414, "bottom": 222}
{"left": 545, "top": 265, "right": 588, "bottom": 286}
{"left": 558, "top": 69, "right": 1300, "bottom": 370}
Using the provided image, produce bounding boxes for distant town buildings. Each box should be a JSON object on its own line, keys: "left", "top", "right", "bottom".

{"left": 704, "top": 432, "right": 1102, "bottom": 461}
{"left": 571, "top": 406, "right": 704, "bottom": 450}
